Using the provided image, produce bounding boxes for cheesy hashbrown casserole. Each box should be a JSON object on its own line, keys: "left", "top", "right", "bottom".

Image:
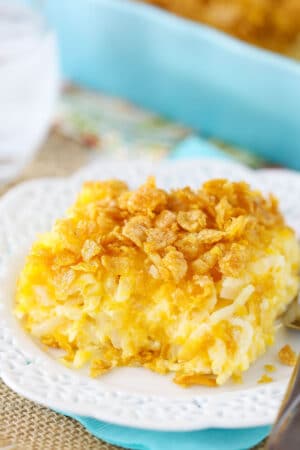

{"left": 15, "top": 178, "right": 300, "bottom": 386}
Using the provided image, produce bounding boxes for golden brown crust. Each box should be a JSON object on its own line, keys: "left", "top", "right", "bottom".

{"left": 36, "top": 177, "right": 286, "bottom": 286}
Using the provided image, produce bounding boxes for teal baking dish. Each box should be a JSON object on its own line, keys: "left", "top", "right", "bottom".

{"left": 23, "top": 0, "right": 300, "bottom": 168}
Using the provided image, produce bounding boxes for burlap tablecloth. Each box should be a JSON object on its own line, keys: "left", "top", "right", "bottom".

{"left": 0, "top": 131, "right": 266, "bottom": 450}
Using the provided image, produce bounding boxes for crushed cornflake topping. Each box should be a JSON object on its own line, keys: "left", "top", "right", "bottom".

{"left": 264, "top": 364, "right": 276, "bottom": 373}
{"left": 278, "top": 345, "right": 297, "bottom": 366}
{"left": 258, "top": 374, "right": 273, "bottom": 384}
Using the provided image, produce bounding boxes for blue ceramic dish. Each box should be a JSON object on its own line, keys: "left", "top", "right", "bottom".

{"left": 24, "top": 0, "right": 300, "bottom": 168}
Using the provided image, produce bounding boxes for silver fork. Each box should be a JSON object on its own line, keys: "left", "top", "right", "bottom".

{"left": 265, "top": 298, "right": 300, "bottom": 450}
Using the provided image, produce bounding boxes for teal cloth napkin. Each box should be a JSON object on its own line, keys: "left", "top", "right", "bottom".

{"left": 170, "top": 135, "right": 231, "bottom": 161}
{"left": 63, "top": 136, "right": 271, "bottom": 449}
{"left": 66, "top": 414, "right": 270, "bottom": 450}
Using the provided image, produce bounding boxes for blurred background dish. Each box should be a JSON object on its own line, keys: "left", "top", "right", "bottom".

{"left": 21, "top": 0, "right": 300, "bottom": 169}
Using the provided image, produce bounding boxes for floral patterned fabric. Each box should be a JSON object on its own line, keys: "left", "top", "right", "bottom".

{"left": 55, "top": 86, "right": 266, "bottom": 168}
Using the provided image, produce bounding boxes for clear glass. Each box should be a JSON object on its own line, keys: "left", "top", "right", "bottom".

{"left": 0, "top": 0, "right": 59, "bottom": 184}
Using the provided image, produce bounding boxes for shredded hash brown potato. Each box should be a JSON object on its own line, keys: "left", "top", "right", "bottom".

{"left": 15, "top": 178, "right": 300, "bottom": 386}
{"left": 140, "top": 0, "right": 300, "bottom": 56}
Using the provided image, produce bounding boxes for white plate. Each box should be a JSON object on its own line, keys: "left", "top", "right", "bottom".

{"left": 0, "top": 159, "right": 300, "bottom": 431}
